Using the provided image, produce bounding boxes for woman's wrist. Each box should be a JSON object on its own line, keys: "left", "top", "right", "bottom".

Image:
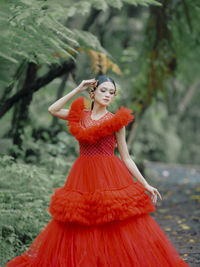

{"left": 134, "top": 173, "right": 150, "bottom": 188}
{"left": 138, "top": 178, "right": 150, "bottom": 188}
{"left": 143, "top": 182, "right": 151, "bottom": 188}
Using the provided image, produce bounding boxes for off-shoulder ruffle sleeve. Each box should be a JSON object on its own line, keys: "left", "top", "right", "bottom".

{"left": 66, "top": 96, "right": 85, "bottom": 124}
{"left": 66, "top": 96, "right": 134, "bottom": 144}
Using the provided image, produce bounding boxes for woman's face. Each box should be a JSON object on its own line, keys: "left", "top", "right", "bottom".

{"left": 94, "top": 81, "right": 115, "bottom": 106}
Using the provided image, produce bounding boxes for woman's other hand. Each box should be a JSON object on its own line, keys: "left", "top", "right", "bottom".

{"left": 144, "top": 184, "right": 162, "bottom": 204}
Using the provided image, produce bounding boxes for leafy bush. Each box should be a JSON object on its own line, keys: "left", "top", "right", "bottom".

{"left": 0, "top": 151, "right": 75, "bottom": 265}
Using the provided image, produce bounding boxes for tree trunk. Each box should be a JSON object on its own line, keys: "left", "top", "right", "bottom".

{"left": 12, "top": 63, "right": 37, "bottom": 148}
{"left": 127, "top": 0, "right": 176, "bottom": 149}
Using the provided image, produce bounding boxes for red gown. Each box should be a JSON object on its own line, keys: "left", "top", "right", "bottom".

{"left": 6, "top": 96, "right": 190, "bottom": 267}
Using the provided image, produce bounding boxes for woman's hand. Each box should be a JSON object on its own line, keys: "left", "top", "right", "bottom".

{"left": 143, "top": 184, "right": 162, "bottom": 204}
{"left": 77, "top": 78, "right": 97, "bottom": 93}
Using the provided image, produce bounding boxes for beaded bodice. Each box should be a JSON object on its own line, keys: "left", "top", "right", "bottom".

{"left": 79, "top": 110, "right": 116, "bottom": 156}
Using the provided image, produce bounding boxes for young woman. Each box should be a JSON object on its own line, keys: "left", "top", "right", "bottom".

{"left": 6, "top": 75, "right": 190, "bottom": 266}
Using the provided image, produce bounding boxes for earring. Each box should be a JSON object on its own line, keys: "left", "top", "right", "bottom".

{"left": 89, "top": 79, "right": 98, "bottom": 99}
{"left": 89, "top": 88, "right": 95, "bottom": 100}
{"left": 89, "top": 81, "right": 97, "bottom": 100}
{"left": 90, "top": 92, "right": 95, "bottom": 100}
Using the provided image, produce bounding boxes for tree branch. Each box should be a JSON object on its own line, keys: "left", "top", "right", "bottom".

{"left": 0, "top": 60, "right": 75, "bottom": 118}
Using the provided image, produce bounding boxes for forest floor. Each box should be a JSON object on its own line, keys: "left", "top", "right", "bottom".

{"left": 145, "top": 161, "right": 200, "bottom": 267}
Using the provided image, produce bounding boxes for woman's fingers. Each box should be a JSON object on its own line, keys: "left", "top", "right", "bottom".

{"left": 151, "top": 194, "right": 157, "bottom": 204}
{"left": 144, "top": 185, "right": 162, "bottom": 204}
{"left": 155, "top": 189, "right": 162, "bottom": 200}
{"left": 83, "top": 78, "right": 96, "bottom": 84}
{"left": 151, "top": 188, "right": 162, "bottom": 204}
{"left": 78, "top": 79, "right": 97, "bottom": 91}
{"left": 81, "top": 79, "right": 96, "bottom": 89}
{"left": 157, "top": 191, "right": 162, "bottom": 200}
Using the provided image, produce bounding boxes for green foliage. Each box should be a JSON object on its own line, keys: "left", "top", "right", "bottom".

{"left": 123, "top": 0, "right": 161, "bottom": 7}
{"left": 0, "top": 1, "right": 95, "bottom": 86}
{"left": 0, "top": 108, "right": 79, "bottom": 264}
{"left": 8, "top": 122, "right": 78, "bottom": 166}
{"left": 133, "top": 101, "right": 182, "bottom": 163}
{"left": 0, "top": 155, "right": 49, "bottom": 264}
{"left": 0, "top": 144, "right": 76, "bottom": 265}
{"left": 0, "top": 0, "right": 160, "bottom": 87}
{"left": 131, "top": 88, "right": 200, "bottom": 165}
{"left": 1, "top": 0, "right": 200, "bottom": 264}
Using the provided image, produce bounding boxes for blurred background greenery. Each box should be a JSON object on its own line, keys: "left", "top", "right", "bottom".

{"left": 0, "top": 0, "right": 199, "bottom": 265}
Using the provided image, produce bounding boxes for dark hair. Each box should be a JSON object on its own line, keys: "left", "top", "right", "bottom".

{"left": 95, "top": 75, "right": 116, "bottom": 89}
{"left": 91, "top": 75, "right": 116, "bottom": 110}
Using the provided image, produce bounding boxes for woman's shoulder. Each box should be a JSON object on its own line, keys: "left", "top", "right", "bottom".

{"left": 66, "top": 96, "right": 134, "bottom": 123}
{"left": 65, "top": 96, "right": 87, "bottom": 123}
{"left": 66, "top": 95, "right": 134, "bottom": 125}
{"left": 65, "top": 96, "right": 135, "bottom": 144}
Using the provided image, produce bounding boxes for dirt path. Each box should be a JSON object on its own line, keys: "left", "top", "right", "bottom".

{"left": 145, "top": 161, "right": 200, "bottom": 267}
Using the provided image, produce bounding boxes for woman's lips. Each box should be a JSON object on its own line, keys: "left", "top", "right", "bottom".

{"left": 104, "top": 99, "right": 109, "bottom": 102}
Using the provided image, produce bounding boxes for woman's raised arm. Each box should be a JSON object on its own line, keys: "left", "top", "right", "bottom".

{"left": 48, "top": 87, "right": 79, "bottom": 120}
{"left": 48, "top": 78, "right": 96, "bottom": 120}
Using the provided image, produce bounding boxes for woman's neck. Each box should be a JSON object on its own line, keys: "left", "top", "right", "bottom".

{"left": 91, "top": 102, "right": 107, "bottom": 117}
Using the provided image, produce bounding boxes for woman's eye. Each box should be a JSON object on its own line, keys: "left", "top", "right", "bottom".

{"left": 100, "top": 89, "right": 114, "bottom": 94}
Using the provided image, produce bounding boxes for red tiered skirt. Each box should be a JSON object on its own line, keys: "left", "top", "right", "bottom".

{"left": 6, "top": 155, "right": 190, "bottom": 266}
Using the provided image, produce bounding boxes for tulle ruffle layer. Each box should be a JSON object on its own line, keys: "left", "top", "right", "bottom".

{"left": 6, "top": 214, "right": 190, "bottom": 267}
{"left": 47, "top": 155, "right": 156, "bottom": 225}
{"left": 66, "top": 96, "right": 134, "bottom": 144}
{"left": 48, "top": 182, "right": 156, "bottom": 226}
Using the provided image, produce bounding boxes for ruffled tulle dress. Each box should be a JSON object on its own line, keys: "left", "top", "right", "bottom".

{"left": 6, "top": 96, "right": 190, "bottom": 267}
